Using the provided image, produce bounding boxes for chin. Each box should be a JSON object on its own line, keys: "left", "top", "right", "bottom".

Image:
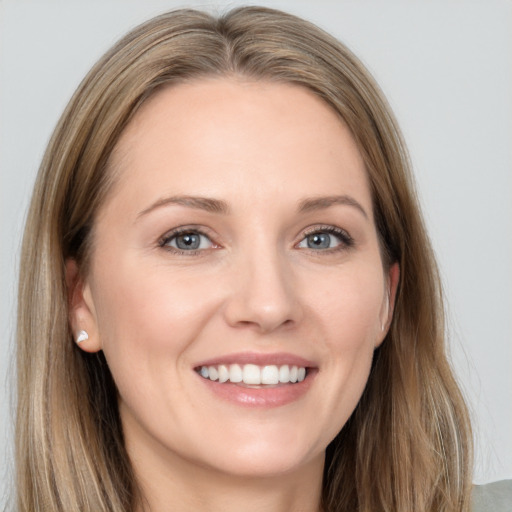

{"left": 189, "top": 429, "right": 326, "bottom": 479}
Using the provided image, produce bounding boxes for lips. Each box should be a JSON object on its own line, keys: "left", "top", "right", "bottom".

{"left": 193, "top": 352, "right": 317, "bottom": 407}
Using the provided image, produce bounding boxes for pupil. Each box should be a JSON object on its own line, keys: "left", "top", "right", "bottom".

{"left": 308, "top": 233, "right": 330, "bottom": 249}
{"left": 176, "top": 233, "right": 200, "bottom": 250}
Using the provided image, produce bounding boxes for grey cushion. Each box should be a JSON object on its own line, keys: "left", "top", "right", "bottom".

{"left": 472, "top": 480, "right": 512, "bottom": 512}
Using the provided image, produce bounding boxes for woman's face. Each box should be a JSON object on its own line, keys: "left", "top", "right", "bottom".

{"left": 72, "top": 79, "right": 397, "bottom": 479}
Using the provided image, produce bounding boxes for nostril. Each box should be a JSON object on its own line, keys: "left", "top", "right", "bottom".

{"left": 231, "top": 316, "right": 296, "bottom": 333}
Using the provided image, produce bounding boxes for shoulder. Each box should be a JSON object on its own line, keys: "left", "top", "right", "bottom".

{"left": 472, "top": 480, "right": 512, "bottom": 512}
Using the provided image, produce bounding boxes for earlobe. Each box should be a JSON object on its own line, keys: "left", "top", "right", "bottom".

{"left": 65, "top": 259, "right": 102, "bottom": 353}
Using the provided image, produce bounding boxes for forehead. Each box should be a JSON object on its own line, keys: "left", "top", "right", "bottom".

{"left": 105, "top": 78, "right": 372, "bottom": 216}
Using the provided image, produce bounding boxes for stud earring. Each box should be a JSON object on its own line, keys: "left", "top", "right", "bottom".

{"left": 76, "top": 330, "right": 89, "bottom": 344}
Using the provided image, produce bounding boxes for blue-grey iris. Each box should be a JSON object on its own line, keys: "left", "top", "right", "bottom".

{"left": 176, "top": 233, "right": 200, "bottom": 250}
{"left": 307, "top": 233, "right": 331, "bottom": 249}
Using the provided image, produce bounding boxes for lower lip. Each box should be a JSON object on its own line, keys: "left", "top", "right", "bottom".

{"left": 196, "top": 371, "right": 316, "bottom": 408}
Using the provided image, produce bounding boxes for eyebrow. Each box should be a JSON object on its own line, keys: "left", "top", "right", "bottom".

{"left": 298, "top": 195, "right": 369, "bottom": 219}
{"left": 137, "top": 194, "right": 368, "bottom": 220}
{"left": 137, "top": 195, "right": 230, "bottom": 218}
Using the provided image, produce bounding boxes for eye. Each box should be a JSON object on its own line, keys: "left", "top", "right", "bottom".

{"left": 297, "top": 227, "right": 353, "bottom": 251}
{"left": 160, "top": 230, "right": 214, "bottom": 252}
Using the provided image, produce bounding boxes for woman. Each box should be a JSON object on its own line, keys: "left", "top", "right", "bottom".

{"left": 15, "top": 6, "right": 480, "bottom": 511}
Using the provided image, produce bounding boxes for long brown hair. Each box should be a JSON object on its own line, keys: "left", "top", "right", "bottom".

{"left": 16, "top": 7, "right": 472, "bottom": 511}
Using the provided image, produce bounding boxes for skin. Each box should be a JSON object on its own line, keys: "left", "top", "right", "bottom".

{"left": 68, "top": 79, "right": 399, "bottom": 512}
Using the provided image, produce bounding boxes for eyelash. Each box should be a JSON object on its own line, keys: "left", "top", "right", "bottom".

{"left": 158, "top": 225, "right": 354, "bottom": 256}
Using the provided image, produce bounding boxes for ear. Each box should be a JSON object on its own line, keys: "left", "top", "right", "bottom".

{"left": 65, "top": 259, "right": 102, "bottom": 353}
{"left": 376, "top": 262, "right": 400, "bottom": 347}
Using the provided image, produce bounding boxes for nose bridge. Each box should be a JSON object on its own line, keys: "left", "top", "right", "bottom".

{"left": 224, "top": 236, "right": 300, "bottom": 332}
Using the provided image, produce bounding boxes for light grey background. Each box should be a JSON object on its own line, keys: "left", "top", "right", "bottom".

{"left": 1, "top": 0, "right": 511, "bottom": 504}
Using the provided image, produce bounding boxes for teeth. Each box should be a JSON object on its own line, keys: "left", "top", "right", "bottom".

{"left": 218, "top": 364, "right": 229, "bottom": 383}
{"left": 229, "top": 364, "right": 243, "bottom": 383}
{"left": 208, "top": 366, "right": 218, "bottom": 381}
{"left": 261, "top": 365, "right": 279, "bottom": 385}
{"left": 243, "top": 364, "right": 261, "bottom": 385}
{"left": 198, "top": 364, "right": 308, "bottom": 385}
{"left": 279, "top": 365, "right": 290, "bottom": 383}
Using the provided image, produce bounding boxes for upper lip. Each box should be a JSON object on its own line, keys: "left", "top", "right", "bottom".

{"left": 194, "top": 351, "right": 317, "bottom": 368}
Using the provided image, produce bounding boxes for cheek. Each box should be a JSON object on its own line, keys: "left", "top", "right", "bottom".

{"left": 89, "top": 258, "right": 222, "bottom": 383}
{"left": 312, "top": 265, "right": 384, "bottom": 347}
{"left": 306, "top": 266, "right": 383, "bottom": 430}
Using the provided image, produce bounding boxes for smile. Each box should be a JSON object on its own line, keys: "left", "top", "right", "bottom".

{"left": 196, "top": 363, "right": 307, "bottom": 385}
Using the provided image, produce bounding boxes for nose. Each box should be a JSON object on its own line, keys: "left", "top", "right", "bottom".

{"left": 223, "top": 248, "right": 302, "bottom": 333}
